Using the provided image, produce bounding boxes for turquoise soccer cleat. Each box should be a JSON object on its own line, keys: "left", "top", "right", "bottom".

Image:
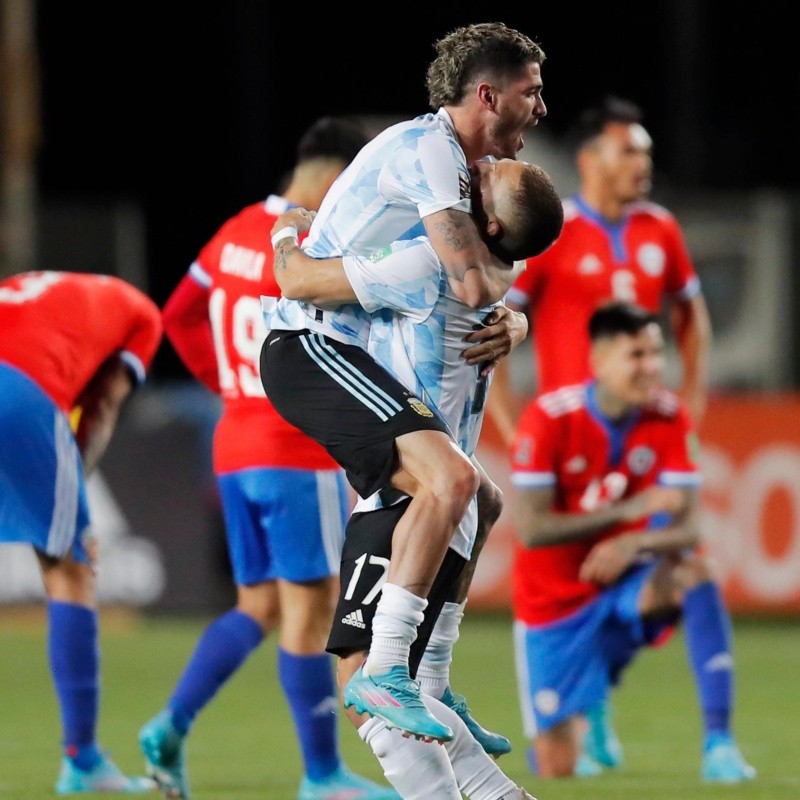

{"left": 574, "top": 752, "right": 603, "bottom": 778}
{"left": 298, "top": 765, "right": 401, "bottom": 799}
{"left": 701, "top": 732, "right": 756, "bottom": 783}
{"left": 440, "top": 686, "right": 512, "bottom": 757}
{"left": 55, "top": 753, "right": 155, "bottom": 794}
{"left": 138, "top": 710, "right": 189, "bottom": 798}
{"left": 343, "top": 664, "right": 453, "bottom": 742}
{"left": 582, "top": 701, "right": 623, "bottom": 768}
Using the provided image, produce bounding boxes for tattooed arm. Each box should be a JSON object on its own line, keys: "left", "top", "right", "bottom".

{"left": 423, "top": 207, "right": 514, "bottom": 309}
{"left": 270, "top": 208, "right": 358, "bottom": 307}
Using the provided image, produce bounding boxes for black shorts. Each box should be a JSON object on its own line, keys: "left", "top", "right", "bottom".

{"left": 326, "top": 498, "right": 467, "bottom": 678}
{"left": 260, "top": 329, "right": 449, "bottom": 498}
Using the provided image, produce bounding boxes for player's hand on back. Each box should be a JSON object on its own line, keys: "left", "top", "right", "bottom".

{"left": 620, "top": 486, "right": 685, "bottom": 523}
{"left": 462, "top": 305, "right": 529, "bottom": 376}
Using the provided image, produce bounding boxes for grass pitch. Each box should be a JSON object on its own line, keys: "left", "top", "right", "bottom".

{"left": 0, "top": 610, "right": 797, "bottom": 799}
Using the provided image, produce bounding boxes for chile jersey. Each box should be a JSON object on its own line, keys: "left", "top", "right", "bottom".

{"left": 510, "top": 381, "right": 700, "bottom": 625}
{"left": 507, "top": 196, "right": 701, "bottom": 393}
{"left": 261, "top": 108, "right": 472, "bottom": 348}
{"left": 0, "top": 271, "right": 161, "bottom": 410}
{"left": 162, "top": 195, "right": 340, "bottom": 474}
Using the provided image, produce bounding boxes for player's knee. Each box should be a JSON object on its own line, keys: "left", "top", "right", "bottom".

{"left": 535, "top": 747, "right": 578, "bottom": 778}
{"left": 676, "top": 552, "right": 715, "bottom": 590}
{"left": 236, "top": 589, "right": 280, "bottom": 633}
{"left": 477, "top": 476, "right": 504, "bottom": 528}
{"left": 40, "top": 557, "right": 96, "bottom": 606}
{"left": 438, "top": 453, "right": 480, "bottom": 509}
{"left": 534, "top": 751, "right": 576, "bottom": 778}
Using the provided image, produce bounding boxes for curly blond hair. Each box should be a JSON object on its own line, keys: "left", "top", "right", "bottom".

{"left": 426, "top": 22, "right": 545, "bottom": 110}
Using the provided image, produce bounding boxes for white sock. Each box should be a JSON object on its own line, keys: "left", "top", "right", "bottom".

{"left": 422, "top": 693, "right": 516, "bottom": 800}
{"left": 359, "top": 716, "right": 461, "bottom": 799}
{"left": 417, "top": 599, "right": 466, "bottom": 699}
{"left": 365, "top": 583, "right": 427, "bottom": 675}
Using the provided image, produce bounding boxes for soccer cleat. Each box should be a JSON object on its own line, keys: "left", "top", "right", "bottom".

{"left": 138, "top": 710, "right": 189, "bottom": 798}
{"left": 297, "top": 765, "right": 401, "bottom": 799}
{"left": 55, "top": 753, "right": 156, "bottom": 794}
{"left": 343, "top": 664, "right": 453, "bottom": 743}
{"left": 574, "top": 752, "right": 603, "bottom": 778}
{"left": 582, "top": 700, "right": 623, "bottom": 768}
{"left": 440, "top": 686, "right": 512, "bottom": 757}
{"left": 701, "top": 732, "right": 756, "bottom": 783}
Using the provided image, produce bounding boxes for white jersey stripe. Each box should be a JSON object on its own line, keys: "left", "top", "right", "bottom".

{"left": 514, "top": 620, "right": 539, "bottom": 738}
{"left": 299, "top": 335, "right": 400, "bottom": 421}
{"left": 511, "top": 471, "right": 557, "bottom": 488}
{"left": 47, "top": 410, "right": 79, "bottom": 557}
{"left": 308, "top": 334, "right": 404, "bottom": 415}
{"left": 316, "top": 470, "right": 344, "bottom": 575}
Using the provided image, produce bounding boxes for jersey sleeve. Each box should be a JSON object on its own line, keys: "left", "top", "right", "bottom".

{"left": 108, "top": 279, "right": 162, "bottom": 386}
{"left": 382, "top": 132, "right": 472, "bottom": 219}
{"left": 342, "top": 238, "right": 441, "bottom": 322}
{"left": 510, "top": 400, "right": 558, "bottom": 489}
{"left": 506, "top": 249, "right": 550, "bottom": 309}
{"left": 658, "top": 404, "right": 702, "bottom": 488}
{"left": 161, "top": 267, "right": 220, "bottom": 393}
{"left": 662, "top": 214, "right": 701, "bottom": 301}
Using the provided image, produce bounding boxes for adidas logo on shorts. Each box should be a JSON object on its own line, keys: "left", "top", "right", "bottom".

{"left": 341, "top": 609, "right": 366, "bottom": 629}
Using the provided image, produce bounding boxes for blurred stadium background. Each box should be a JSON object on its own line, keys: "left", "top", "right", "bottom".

{"left": 1, "top": 1, "right": 798, "bottom": 795}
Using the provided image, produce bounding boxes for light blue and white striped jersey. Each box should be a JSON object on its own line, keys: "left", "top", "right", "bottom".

{"left": 261, "top": 109, "right": 472, "bottom": 349}
{"left": 342, "top": 238, "right": 500, "bottom": 560}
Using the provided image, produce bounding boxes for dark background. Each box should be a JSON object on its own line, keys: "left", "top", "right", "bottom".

{"left": 34, "top": 3, "right": 796, "bottom": 379}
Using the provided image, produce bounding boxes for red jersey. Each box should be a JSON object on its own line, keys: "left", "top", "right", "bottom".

{"left": 508, "top": 196, "right": 700, "bottom": 394}
{"left": 162, "top": 194, "right": 339, "bottom": 474}
{"left": 510, "top": 382, "right": 700, "bottom": 625}
{"left": 0, "top": 271, "right": 162, "bottom": 412}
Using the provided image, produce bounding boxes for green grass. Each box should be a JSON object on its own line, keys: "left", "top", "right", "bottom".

{"left": 1, "top": 611, "right": 797, "bottom": 799}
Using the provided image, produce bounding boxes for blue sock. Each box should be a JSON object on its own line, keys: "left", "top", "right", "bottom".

{"left": 278, "top": 648, "right": 340, "bottom": 781}
{"left": 683, "top": 582, "right": 733, "bottom": 740}
{"left": 526, "top": 744, "right": 539, "bottom": 774}
{"left": 168, "top": 609, "right": 263, "bottom": 735}
{"left": 48, "top": 601, "right": 102, "bottom": 770}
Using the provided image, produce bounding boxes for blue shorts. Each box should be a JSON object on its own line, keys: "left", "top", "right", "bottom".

{"left": 0, "top": 362, "right": 90, "bottom": 561}
{"left": 514, "top": 563, "right": 672, "bottom": 735}
{"left": 216, "top": 466, "right": 349, "bottom": 585}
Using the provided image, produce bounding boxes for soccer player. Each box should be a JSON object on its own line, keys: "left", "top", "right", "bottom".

{"left": 0, "top": 270, "right": 162, "bottom": 794}
{"left": 489, "top": 93, "right": 711, "bottom": 437}
{"left": 486, "top": 95, "right": 726, "bottom": 770}
{"left": 509, "top": 300, "right": 755, "bottom": 783}
{"left": 138, "top": 119, "right": 401, "bottom": 800}
{"left": 260, "top": 21, "right": 547, "bottom": 742}
{"left": 267, "top": 155, "right": 562, "bottom": 799}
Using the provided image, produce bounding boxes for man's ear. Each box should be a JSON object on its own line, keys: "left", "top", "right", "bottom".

{"left": 485, "top": 218, "right": 502, "bottom": 240}
{"left": 477, "top": 82, "right": 495, "bottom": 109}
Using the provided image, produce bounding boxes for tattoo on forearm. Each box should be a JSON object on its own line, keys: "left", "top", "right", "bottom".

{"left": 273, "top": 242, "right": 299, "bottom": 272}
{"left": 432, "top": 210, "right": 483, "bottom": 284}
{"left": 433, "top": 214, "right": 481, "bottom": 250}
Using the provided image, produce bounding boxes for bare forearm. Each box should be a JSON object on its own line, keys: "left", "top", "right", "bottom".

{"left": 74, "top": 360, "right": 133, "bottom": 475}
{"left": 76, "top": 410, "right": 118, "bottom": 475}
{"left": 426, "top": 209, "right": 513, "bottom": 308}
{"left": 629, "top": 521, "right": 700, "bottom": 556}
{"left": 514, "top": 504, "right": 629, "bottom": 548}
{"left": 273, "top": 242, "right": 356, "bottom": 306}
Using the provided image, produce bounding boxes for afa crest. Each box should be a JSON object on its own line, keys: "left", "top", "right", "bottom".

{"left": 407, "top": 397, "right": 434, "bottom": 418}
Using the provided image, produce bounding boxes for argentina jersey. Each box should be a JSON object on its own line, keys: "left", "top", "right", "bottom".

{"left": 342, "top": 237, "right": 498, "bottom": 560}
{"left": 261, "top": 109, "right": 472, "bottom": 349}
